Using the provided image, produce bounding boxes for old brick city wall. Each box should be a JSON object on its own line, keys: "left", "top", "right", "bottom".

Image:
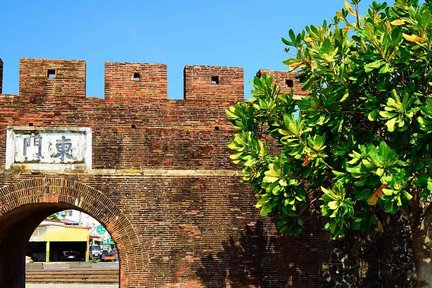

{"left": 0, "top": 58, "right": 318, "bottom": 288}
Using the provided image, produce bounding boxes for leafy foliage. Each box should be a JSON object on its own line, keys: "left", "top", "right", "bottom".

{"left": 227, "top": 0, "right": 432, "bottom": 242}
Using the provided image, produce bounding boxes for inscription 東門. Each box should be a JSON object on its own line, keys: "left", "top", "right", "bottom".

{"left": 21, "top": 135, "right": 74, "bottom": 162}
{"left": 55, "top": 136, "right": 73, "bottom": 162}
{"left": 5, "top": 127, "right": 92, "bottom": 170}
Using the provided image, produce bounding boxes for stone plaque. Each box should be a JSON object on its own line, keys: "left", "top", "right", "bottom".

{"left": 6, "top": 127, "right": 92, "bottom": 170}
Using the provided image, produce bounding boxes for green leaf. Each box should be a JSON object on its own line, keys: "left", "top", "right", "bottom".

{"left": 364, "top": 60, "right": 384, "bottom": 73}
{"left": 260, "top": 205, "right": 272, "bottom": 216}
{"left": 385, "top": 117, "right": 397, "bottom": 132}
{"left": 427, "top": 178, "right": 432, "bottom": 192}
{"left": 368, "top": 110, "right": 379, "bottom": 121}
{"left": 328, "top": 201, "right": 339, "bottom": 210}
{"left": 321, "top": 187, "right": 340, "bottom": 200}
{"left": 382, "top": 188, "right": 394, "bottom": 196}
{"left": 256, "top": 196, "right": 269, "bottom": 208}
{"left": 402, "top": 191, "right": 413, "bottom": 201}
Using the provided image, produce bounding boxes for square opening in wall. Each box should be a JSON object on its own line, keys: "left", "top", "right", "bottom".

{"left": 47, "top": 69, "right": 56, "bottom": 79}
{"left": 133, "top": 72, "right": 140, "bottom": 81}
{"left": 285, "top": 79, "right": 294, "bottom": 88}
{"left": 211, "top": 76, "right": 219, "bottom": 85}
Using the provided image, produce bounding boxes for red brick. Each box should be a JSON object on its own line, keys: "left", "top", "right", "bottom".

{"left": 0, "top": 58, "right": 319, "bottom": 288}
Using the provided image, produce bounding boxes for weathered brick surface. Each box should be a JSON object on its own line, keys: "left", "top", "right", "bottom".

{"left": 105, "top": 62, "right": 168, "bottom": 102}
{"left": 0, "top": 58, "right": 320, "bottom": 288}
{"left": 184, "top": 65, "right": 244, "bottom": 102}
{"left": 19, "top": 58, "right": 86, "bottom": 98}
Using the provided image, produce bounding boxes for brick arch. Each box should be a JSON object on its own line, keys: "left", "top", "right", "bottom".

{"left": 0, "top": 176, "right": 142, "bottom": 288}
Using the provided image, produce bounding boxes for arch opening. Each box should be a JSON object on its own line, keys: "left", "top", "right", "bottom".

{"left": 0, "top": 204, "right": 120, "bottom": 287}
{"left": 26, "top": 208, "right": 120, "bottom": 287}
{"left": 0, "top": 178, "right": 141, "bottom": 288}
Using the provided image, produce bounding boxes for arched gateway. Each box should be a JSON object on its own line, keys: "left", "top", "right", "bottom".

{"left": 0, "top": 58, "right": 319, "bottom": 287}
{"left": 0, "top": 177, "right": 139, "bottom": 287}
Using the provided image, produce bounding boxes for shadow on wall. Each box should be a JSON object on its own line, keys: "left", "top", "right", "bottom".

{"left": 320, "top": 214, "right": 415, "bottom": 288}
{"left": 197, "top": 220, "right": 319, "bottom": 288}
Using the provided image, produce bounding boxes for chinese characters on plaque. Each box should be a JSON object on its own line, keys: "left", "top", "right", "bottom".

{"left": 6, "top": 127, "right": 92, "bottom": 170}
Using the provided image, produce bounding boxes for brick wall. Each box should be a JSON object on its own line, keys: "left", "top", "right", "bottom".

{"left": 0, "top": 58, "right": 319, "bottom": 288}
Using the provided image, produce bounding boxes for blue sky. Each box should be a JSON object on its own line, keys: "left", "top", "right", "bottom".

{"left": 0, "top": 0, "right": 379, "bottom": 99}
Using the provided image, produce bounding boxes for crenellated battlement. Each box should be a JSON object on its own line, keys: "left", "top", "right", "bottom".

{"left": 19, "top": 58, "right": 87, "bottom": 98}
{"left": 104, "top": 62, "right": 168, "bottom": 101}
{"left": 183, "top": 65, "right": 244, "bottom": 102}
{"left": 0, "top": 58, "right": 303, "bottom": 103}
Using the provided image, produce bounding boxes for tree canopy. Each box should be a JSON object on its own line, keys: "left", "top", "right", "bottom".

{"left": 227, "top": 0, "right": 432, "bottom": 284}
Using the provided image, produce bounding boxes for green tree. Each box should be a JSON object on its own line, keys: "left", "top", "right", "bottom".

{"left": 227, "top": 0, "right": 432, "bottom": 285}
{"left": 47, "top": 213, "right": 60, "bottom": 221}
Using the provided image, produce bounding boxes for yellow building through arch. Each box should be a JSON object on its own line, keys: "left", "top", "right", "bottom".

{"left": 29, "top": 220, "right": 90, "bottom": 263}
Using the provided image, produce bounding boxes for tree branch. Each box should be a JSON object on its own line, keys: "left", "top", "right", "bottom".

{"left": 422, "top": 203, "right": 432, "bottom": 232}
